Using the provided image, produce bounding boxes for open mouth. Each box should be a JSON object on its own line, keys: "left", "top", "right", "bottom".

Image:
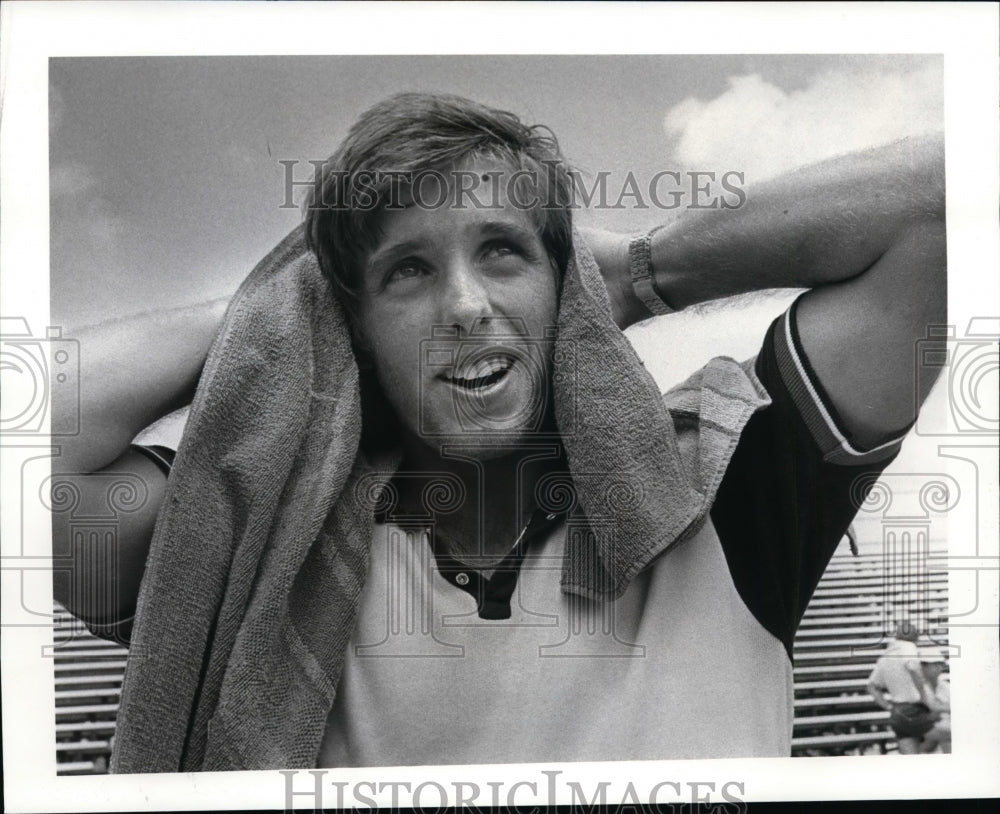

{"left": 446, "top": 356, "right": 514, "bottom": 390}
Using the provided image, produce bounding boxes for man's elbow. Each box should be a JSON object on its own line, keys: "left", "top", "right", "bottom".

{"left": 904, "top": 131, "right": 945, "bottom": 223}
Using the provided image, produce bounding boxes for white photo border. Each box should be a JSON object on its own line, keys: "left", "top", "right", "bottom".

{"left": 1, "top": 1, "right": 998, "bottom": 810}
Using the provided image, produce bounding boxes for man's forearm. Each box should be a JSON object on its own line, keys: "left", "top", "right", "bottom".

{"left": 650, "top": 133, "right": 945, "bottom": 310}
{"left": 867, "top": 684, "right": 892, "bottom": 711}
{"left": 53, "top": 297, "right": 229, "bottom": 474}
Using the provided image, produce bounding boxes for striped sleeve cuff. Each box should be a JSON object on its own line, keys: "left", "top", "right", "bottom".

{"left": 773, "top": 300, "right": 908, "bottom": 466}
{"left": 131, "top": 444, "right": 176, "bottom": 476}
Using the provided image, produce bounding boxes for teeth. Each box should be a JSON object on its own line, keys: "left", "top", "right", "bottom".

{"left": 452, "top": 355, "right": 511, "bottom": 384}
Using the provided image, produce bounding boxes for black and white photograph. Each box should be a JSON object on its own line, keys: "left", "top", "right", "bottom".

{"left": 1, "top": 2, "right": 997, "bottom": 811}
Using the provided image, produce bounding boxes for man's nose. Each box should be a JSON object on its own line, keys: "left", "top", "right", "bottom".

{"left": 439, "top": 262, "right": 493, "bottom": 335}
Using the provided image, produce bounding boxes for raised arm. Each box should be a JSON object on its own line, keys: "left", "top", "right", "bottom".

{"left": 52, "top": 298, "right": 228, "bottom": 630}
{"left": 53, "top": 298, "right": 229, "bottom": 474}
{"left": 586, "top": 133, "right": 946, "bottom": 448}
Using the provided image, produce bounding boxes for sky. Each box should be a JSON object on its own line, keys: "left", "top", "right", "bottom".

{"left": 51, "top": 54, "right": 948, "bottom": 553}
{"left": 50, "top": 54, "right": 943, "bottom": 329}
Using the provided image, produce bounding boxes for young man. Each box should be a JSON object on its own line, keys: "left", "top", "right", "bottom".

{"left": 52, "top": 93, "right": 946, "bottom": 770}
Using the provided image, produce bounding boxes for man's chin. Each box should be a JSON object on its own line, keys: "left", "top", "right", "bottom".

{"left": 413, "top": 427, "right": 561, "bottom": 459}
{"left": 402, "top": 409, "right": 559, "bottom": 455}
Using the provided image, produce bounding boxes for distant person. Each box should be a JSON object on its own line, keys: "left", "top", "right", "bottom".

{"left": 918, "top": 647, "right": 951, "bottom": 754}
{"left": 867, "top": 623, "right": 937, "bottom": 754}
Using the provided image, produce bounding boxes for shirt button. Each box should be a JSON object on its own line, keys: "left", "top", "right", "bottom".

{"left": 456, "top": 572, "right": 470, "bottom": 586}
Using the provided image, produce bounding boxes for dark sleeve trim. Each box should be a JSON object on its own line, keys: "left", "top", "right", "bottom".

{"left": 773, "top": 297, "right": 909, "bottom": 466}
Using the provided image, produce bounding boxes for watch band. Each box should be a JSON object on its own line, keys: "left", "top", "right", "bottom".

{"left": 628, "top": 230, "right": 673, "bottom": 316}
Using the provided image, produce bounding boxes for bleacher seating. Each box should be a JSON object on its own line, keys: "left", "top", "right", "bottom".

{"left": 52, "top": 607, "right": 126, "bottom": 775}
{"left": 52, "top": 548, "right": 948, "bottom": 771}
{"left": 790, "top": 549, "right": 949, "bottom": 756}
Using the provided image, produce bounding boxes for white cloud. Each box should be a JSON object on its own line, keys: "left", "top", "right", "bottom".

{"left": 663, "top": 63, "right": 943, "bottom": 182}
{"left": 639, "top": 62, "right": 944, "bottom": 387}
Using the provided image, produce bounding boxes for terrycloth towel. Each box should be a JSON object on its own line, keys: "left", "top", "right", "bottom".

{"left": 110, "top": 224, "right": 770, "bottom": 772}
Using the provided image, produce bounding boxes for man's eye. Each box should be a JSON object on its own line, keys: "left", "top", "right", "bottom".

{"left": 483, "top": 242, "right": 518, "bottom": 261}
{"left": 386, "top": 262, "right": 427, "bottom": 284}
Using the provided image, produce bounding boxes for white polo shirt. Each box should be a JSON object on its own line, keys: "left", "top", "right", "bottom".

{"left": 318, "top": 300, "right": 908, "bottom": 766}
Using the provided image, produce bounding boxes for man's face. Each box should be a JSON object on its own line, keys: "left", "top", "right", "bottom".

{"left": 354, "top": 160, "right": 561, "bottom": 456}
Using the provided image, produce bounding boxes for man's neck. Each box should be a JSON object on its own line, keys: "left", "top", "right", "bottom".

{"left": 393, "top": 438, "right": 565, "bottom": 563}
